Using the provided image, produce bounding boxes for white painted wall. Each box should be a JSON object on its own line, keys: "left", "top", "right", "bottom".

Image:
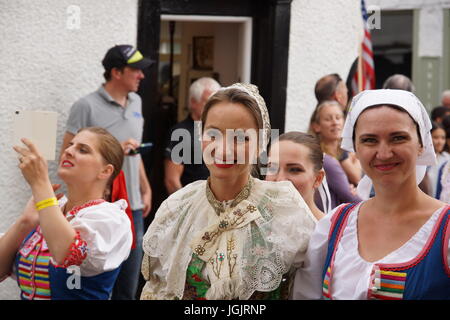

{"left": 0, "top": 0, "right": 138, "bottom": 300}
{"left": 286, "top": 0, "right": 363, "bottom": 132}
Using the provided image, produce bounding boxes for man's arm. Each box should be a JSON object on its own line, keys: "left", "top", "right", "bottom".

{"left": 164, "top": 158, "right": 184, "bottom": 194}
{"left": 139, "top": 158, "right": 152, "bottom": 218}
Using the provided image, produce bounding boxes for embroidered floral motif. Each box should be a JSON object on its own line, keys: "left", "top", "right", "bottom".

{"left": 210, "top": 250, "right": 225, "bottom": 278}
{"left": 194, "top": 204, "right": 257, "bottom": 258}
{"left": 227, "top": 238, "right": 237, "bottom": 275}
{"left": 219, "top": 220, "right": 229, "bottom": 229}
{"left": 205, "top": 177, "right": 254, "bottom": 215}
{"left": 227, "top": 238, "right": 236, "bottom": 252}
{"left": 194, "top": 245, "right": 206, "bottom": 256}
{"left": 55, "top": 231, "right": 88, "bottom": 268}
{"left": 202, "top": 232, "right": 211, "bottom": 241}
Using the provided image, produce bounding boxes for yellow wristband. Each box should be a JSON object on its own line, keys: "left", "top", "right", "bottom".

{"left": 35, "top": 197, "right": 58, "bottom": 211}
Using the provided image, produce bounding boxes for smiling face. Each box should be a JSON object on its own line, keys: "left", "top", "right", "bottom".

{"left": 312, "top": 103, "right": 345, "bottom": 142}
{"left": 354, "top": 106, "right": 423, "bottom": 187}
{"left": 202, "top": 101, "right": 259, "bottom": 182}
{"left": 58, "top": 130, "right": 114, "bottom": 186}
{"left": 266, "top": 140, "right": 322, "bottom": 202}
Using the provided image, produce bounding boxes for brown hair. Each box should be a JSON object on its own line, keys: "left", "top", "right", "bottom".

{"left": 77, "top": 127, "right": 124, "bottom": 197}
{"left": 201, "top": 88, "right": 263, "bottom": 132}
{"left": 314, "top": 73, "right": 343, "bottom": 103}
{"left": 275, "top": 131, "right": 324, "bottom": 171}
{"left": 103, "top": 66, "right": 126, "bottom": 82}
{"left": 201, "top": 88, "right": 264, "bottom": 177}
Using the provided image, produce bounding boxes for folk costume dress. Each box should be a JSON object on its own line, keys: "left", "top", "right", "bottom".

{"left": 7, "top": 197, "right": 132, "bottom": 300}
{"left": 141, "top": 177, "right": 317, "bottom": 300}
{"left": 292, "top": 202, "right": 450, "bottom": 300}
{"left": 292, "top": 89, "right": 450, "bottom": 300}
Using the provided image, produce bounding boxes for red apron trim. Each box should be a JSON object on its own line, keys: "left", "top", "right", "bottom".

{"left": 326, "top": 203, "right": 359, "bottom": 300}
{"left": 375, "top": 205, "right": 450, "bottom": 271}
{"left": 442, "top": 209, "right": 450, "bottom": 277}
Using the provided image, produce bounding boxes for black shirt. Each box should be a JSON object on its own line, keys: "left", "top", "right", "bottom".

{"left": 164, "top": 115, "right": 210, "bottom": 186}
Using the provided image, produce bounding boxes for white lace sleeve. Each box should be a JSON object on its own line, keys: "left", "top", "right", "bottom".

{"left": 291, "top": 205, "right": 343, "bottom": 300}
{"left": 141, "top": 200, "right": 181, "bottom": 300}
{"left": 140, "top": 181, "right": 208, "bottom": 300}
{"left": 69, "top": 200, "right": 132, "bottom": 277}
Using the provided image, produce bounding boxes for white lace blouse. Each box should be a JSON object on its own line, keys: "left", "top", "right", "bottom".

{"left": 141, "top": 177, "right": 317, "bottom": 300}
{"left": 292, "top": 202, "right": 450, "bottom": 300}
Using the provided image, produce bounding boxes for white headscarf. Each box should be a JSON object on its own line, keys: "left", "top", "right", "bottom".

{"left": 341, "top": 89, "right": 436, "bottom": 199}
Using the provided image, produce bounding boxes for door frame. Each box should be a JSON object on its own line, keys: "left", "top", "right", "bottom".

{"left": 137, "top": 0, "right": 292, "bottom": 134}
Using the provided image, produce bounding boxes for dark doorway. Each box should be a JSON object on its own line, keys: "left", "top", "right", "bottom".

{"left": 135, "top": 0, "right": 292, "bottom": 298}
{"left": 371, "top": 10, "right": 413, "bottom": 88}
{"left": 137, "top": 0, "right": 292, "bottom": 215}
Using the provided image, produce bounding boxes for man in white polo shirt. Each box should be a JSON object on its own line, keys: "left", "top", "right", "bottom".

{"left": 61, "top": 44, "right": 153, "bottom": 300}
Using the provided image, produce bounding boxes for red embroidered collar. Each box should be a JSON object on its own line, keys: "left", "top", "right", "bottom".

{"left": 65, "top": 199, "right": 106, "bottom": 219}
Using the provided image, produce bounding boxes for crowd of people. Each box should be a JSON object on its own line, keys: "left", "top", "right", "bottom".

{"left": 0, "top": 44, "right": 449, "bottom": 300}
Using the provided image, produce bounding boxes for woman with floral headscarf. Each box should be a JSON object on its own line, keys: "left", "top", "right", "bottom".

{"left": 292, "top": 89, "right": 450, "bottom": 300}
{"left": 140, "top": 83, "right": 317, "bottom": 300}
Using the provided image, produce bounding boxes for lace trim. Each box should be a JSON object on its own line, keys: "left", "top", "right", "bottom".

{"left": 205, "top": 177, "right": 253, "bottom": 215}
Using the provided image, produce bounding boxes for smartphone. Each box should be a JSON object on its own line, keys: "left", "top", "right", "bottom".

{"left": 13, "top": 110, "right": 58, "bottom": 160}
{"left": 128, "top": 142, "right": 153, "bottom": 155}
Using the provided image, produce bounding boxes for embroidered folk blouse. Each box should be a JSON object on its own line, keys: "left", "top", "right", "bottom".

{"left": 141, "top": 177, "right": 317, "bottom": 300}
{"left": 292, "top": 202, "right": 450, "bottom": 300}
{"left": 1, "top": 197, "right": 132, "bottom": 299}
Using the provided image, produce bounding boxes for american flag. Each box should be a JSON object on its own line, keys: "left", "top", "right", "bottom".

{"left": 351, "top": 0, "right": 375, "bottom": 94}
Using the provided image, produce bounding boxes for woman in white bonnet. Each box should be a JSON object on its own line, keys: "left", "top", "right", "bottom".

{"left": 141, "top": 83, "right": 317, "bottom": 300}
{"left": 292, "top": 89, "right": 450, "bottom": 300}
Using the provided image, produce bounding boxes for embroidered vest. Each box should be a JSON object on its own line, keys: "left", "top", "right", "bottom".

{"left": 16, "top": 228, "right": 51, "bottom": 300}
{"left": 15, "top": 199, "right": 122, "bottom": 300}
{"left": 322, "top": 204, "right": 450, "bottom": 300}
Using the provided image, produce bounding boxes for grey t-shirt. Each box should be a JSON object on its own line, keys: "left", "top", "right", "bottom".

{"left": 66, "top": 86, "right": 144, "bottom": 210}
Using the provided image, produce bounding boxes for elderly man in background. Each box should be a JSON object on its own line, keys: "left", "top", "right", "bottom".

{"left": 164, "top": 77, "right": 221, "bottom": 194}
{"left": 382, "top": 74, "right": 415, "bottom": 92}
{"left": 441, "top": 90, "right": 450, "bottom": 108}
